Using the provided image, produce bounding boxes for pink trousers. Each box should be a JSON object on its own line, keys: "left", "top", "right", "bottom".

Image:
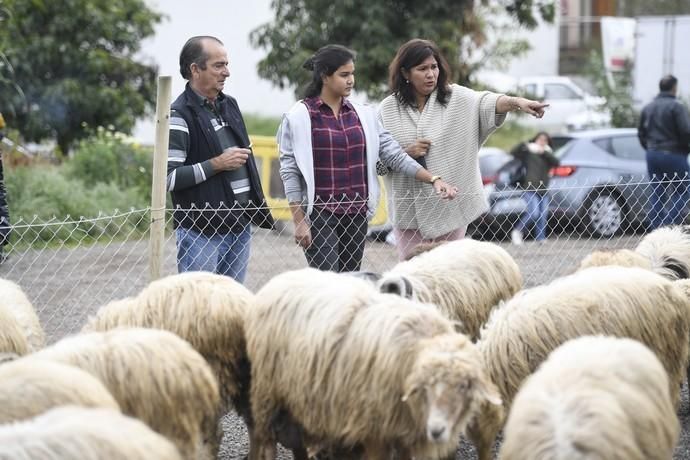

{"left": 393, "top": 226, "right": 467, "bottom": 261}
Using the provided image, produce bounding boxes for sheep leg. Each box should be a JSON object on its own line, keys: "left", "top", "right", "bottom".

{"left": 247, "top": 439, "right": 276, "bottom": 460}
{"left": 363, "top": 442, "right": 390, "bottom": 460}
{"left": 291, "top": 446, "right": 309, "bottom": 460}
{"left": 466, "top": 417, "right": 497, "bottom": 460}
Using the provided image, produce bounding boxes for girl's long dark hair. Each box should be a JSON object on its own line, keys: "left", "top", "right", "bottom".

{"left": 303, "top": 45, "right": 356, "bottom": 99}
{"left": 388, "top": 39, "right": 451, "bottom": 107}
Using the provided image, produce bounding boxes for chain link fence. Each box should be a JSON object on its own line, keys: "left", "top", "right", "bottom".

{"left": 1, "top": 178, "right": 677, "bottom": 344}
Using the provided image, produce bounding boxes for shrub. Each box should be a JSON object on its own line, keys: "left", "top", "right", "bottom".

{"left": 5, "top": 165, "right": 149, "bottom": 247}
{"left": 65, "top": 127, "right": 153, "bottom": 200}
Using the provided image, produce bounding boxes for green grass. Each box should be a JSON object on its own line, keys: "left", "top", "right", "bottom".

{"left": 484, "top": 121, "right": 534, "bottom": 151}
{"left": 244, "top": 113, "right": 282, "bottom": 137}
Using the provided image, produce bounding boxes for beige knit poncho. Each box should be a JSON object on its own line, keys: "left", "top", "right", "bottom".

{"left": 379, "top": 84, "right": 506, "bottom": 239}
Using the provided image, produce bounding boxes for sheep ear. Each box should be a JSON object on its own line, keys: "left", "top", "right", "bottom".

{"left": 402, "top": 385, "right": 419, "bottom": 402}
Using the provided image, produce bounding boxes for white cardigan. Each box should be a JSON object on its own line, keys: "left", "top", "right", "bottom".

{"left": 379, "top": 85, "right": 506, "bottom": 238}
{"left": 277, "top": 99, "right": 421, "bottom": 220}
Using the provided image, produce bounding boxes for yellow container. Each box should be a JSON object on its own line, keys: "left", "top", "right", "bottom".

{"left": 249, "top": 134, "right": 389, "bottom": 226}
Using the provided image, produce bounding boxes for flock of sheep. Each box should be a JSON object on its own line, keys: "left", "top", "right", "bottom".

{"left": 2, "top": 225, "right": 690, "bottom": 459}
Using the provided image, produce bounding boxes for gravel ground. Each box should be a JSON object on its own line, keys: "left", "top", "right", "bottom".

{"left": 2, "top": 229, "right": 689, "bottom": 458}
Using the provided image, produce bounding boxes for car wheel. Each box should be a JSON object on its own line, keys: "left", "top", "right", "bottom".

{"left": 584, "top": 191, "right": 625, "bottom": 237}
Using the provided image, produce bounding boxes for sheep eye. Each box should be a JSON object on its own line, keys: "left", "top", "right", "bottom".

{"left": 458, "top": 381, "right": 472, "bottom": 391}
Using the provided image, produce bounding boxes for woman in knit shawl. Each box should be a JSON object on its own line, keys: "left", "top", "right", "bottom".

{"left": 379, "top": 39, "right": 547, "bottom": 260}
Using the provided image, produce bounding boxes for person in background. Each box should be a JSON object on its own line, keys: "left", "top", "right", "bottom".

{"left": 277, "top": 44, "right": 457, "bottom": 273}
{"left": 0, "top": 113, "right": 10, "bottom": 264}
{"left": 509, "top": 131, "right": 559, "bottom": 245}
{"left": 167, "top": 36, "right": 274, "bottom": 282}
{"left": 638, "top": 74, "right": 690, "bottom": 229}
{"left": 379, "top": 38, "right": 548, "bottom": 260}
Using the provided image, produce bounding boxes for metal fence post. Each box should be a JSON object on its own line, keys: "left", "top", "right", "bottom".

{"left": 149, "top": 76, "right": 172, "bottom": 282}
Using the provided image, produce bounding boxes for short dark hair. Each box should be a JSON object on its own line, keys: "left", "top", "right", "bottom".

{"left": 179, "top": 36, "right": 223, "bottom": 80}
{"left": 530, "top": 131, "right": 553, "bottom": 148}
{"left": 302, "top": 44, "right": 356, "bottom": 99}
{"left": 659, "top": 74, "right": 678, "bottom": 92}
{"left": 388, "top": 39, "right": 452, "bottom": 107}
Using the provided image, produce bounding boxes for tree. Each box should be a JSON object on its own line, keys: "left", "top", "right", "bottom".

{"left": 585, "top": 50, "right": 637, "bottom": 128}
{"left": 250, "top": 0, "right": 555, "bottom": 100}
{"left": 0, "top": 0, "right": 163, "bottom": 155}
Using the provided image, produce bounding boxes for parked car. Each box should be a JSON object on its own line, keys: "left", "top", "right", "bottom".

{"left": 473, "top": 128, "right": 661, "bottom": 239}
{"left": 479, "top": 147, "right": 512, "bottom": 185}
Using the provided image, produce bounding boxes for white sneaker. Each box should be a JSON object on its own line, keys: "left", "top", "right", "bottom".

{"left": 510, "top": 229, "right": 524, "bottom": 245}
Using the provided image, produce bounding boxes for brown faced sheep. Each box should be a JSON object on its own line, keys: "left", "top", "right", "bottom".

{"left": 468, "top": 266, "right": 690, "bottom": 460}
{"left": 29, "top": 328, "right": 220, "bottom": 460}
{"left": 82, "top": 271, "right": 254, "bottom": 456}
{"left": 377, "top": 239, "right": 522, "bottom": 340}
{"left": 0, "top": 359, "right": 120, "bottom": 424}
{"left": 0, "top": 406, "right": 183, "bottom": 460}
{"left": 247, "top": 268, "right": 501, "bottom": 460}
{"left": 500, "top": 336, "right": 679, "bottom": 460}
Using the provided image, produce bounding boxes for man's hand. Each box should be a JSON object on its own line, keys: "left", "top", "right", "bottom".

{"left": 405, "top": 139, "right": 432, "bottom": 159}
{"left": 210, "top": 147, "right": 251, "bottom": 172}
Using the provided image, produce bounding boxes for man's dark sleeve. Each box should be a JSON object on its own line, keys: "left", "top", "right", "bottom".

{"left": 638, "top": 108, "right": 648, "bottom": 149}
{"left": 674, "top": 103, "right": 690, "bottom": 147}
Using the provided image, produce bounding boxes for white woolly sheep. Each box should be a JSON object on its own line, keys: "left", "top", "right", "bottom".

{"left": 0, "top": 406, "right": 183, "bottom": 460}
{"left": 0, "top": 278, "right": 45, "bottom": 352}
{"left": 577, "top": 248, "right": 653, "bottom": 271}
{"left": 0, "top": 302, "right": 28, "bottom": 357}
{"left": 377, "top": 239, "right": 522, "bottom": 340}
{"left": 469, "top": 266, "right": 690, "bottom": 460}
{"left": 247, "top": 268, "right": 501, "bottom": 460}
{"left": 82, "top": 271, "right": 254, "bottom": 455}
{"left": 635, "top": 224, "right": 690, "bottom": 279}
{"left": 0, "top": 359, "right": 120, "bottom": 424}
{"left": 500, "top": 336, "right": 679, "bottom": 460}
{"left": 29, "top": 328, "right": 220, "bottom": 460}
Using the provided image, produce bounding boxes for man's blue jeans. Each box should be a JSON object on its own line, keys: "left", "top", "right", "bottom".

{"left": 515, "top": 191, "right": 550, "bottom": 241}
{"left": 175, "top": 226, "right": 251, "bottom": 283}
{"left": 646, "top": 150, "right": 690, "bottom": 229}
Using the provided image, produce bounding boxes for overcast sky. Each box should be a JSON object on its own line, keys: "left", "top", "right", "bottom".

{"left": 134, "top": 0, "right": 296, "bottom": 143}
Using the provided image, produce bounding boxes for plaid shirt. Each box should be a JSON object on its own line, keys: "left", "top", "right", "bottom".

{"left": 304, "top": 97, "right": 367, "bottom": 215}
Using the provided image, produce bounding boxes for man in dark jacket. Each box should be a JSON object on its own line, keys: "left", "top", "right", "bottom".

{"left": 167, "top": 36, "right": 274, "bottom": 282}
{"left": 638, "top": 74, "right": 690, "bottom": 229}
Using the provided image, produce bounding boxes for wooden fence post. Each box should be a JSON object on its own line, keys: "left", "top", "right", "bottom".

{"left": 149, "top": 76, "right": 172, "bottom": 282}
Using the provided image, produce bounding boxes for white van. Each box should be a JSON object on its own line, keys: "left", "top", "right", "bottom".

{"left": 475, "top": 72, "right": 611, "bottom": 132}
{"left": 515, "top": 76, "right": 611, "bottom": 131}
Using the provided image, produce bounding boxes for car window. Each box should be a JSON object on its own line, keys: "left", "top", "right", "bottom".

{"left": 610, "top": 135, "right": 646, "bottom": 161}
{"left": 593, "top": 138, "right": 611, "bottom": 154}
{"left": 551, "top": 136, "right": 573, "bottom": 151}
{"left": 544, "top": 84, "right": 580, "bottom": 100}
{"left": 554, "top": 140, "right": 575, "bottom": 158}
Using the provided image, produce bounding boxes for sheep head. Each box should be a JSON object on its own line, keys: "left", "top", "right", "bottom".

{"left": 402, "top": 333, "right": 502, "bottom": 444}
